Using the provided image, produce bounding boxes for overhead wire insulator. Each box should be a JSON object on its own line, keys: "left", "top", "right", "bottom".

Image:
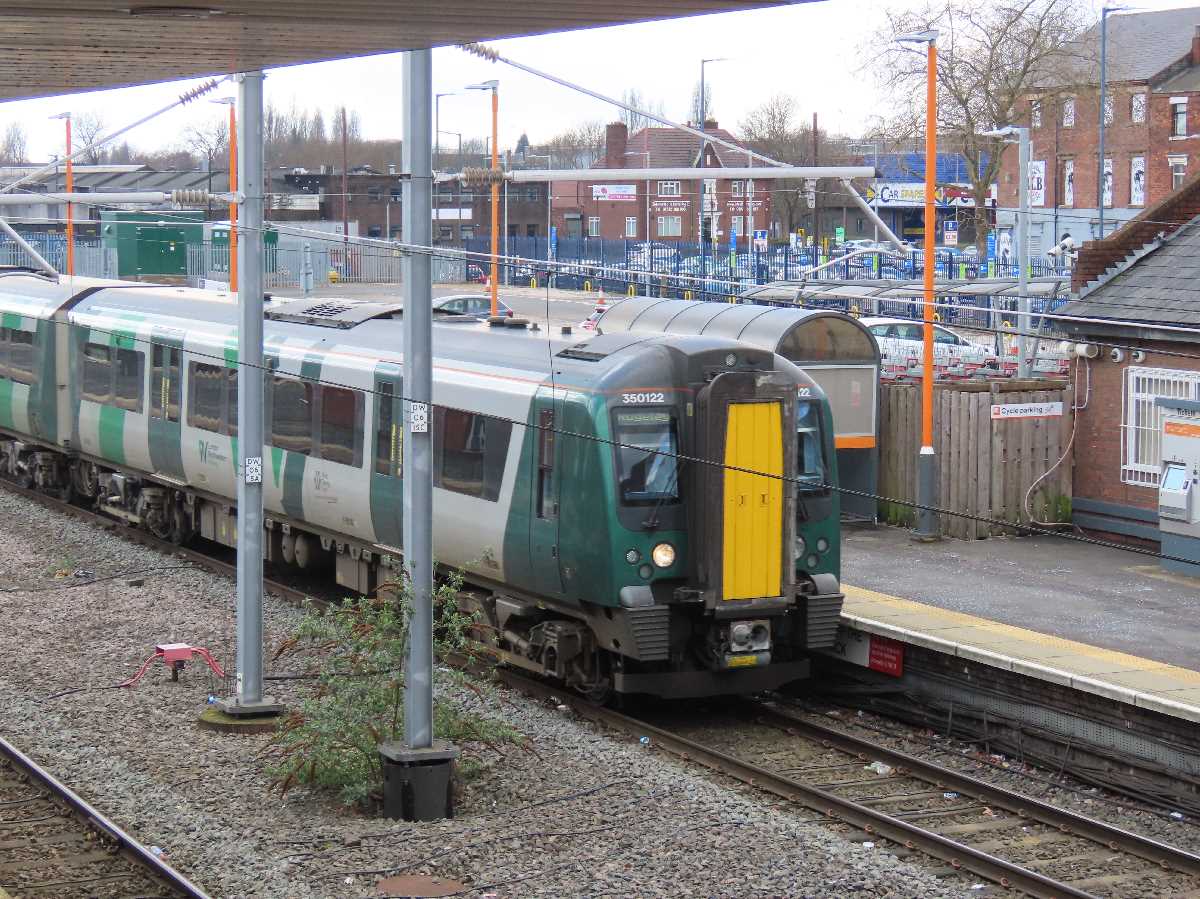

{"left": 460, "top": 167, "right": 507, "bottom": 187}
{"left": 171, "top": 189, "right": 208, "bottom": 204}
{"left": 179, "top": 78, "right": 221, "bottom": 105}
{"left": 459, "top": 42, "right": 498, "bottom": 62}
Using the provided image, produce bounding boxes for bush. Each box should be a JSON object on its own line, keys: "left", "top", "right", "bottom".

{"left": 262, "top": 570, "right": 520, "bottom": 806}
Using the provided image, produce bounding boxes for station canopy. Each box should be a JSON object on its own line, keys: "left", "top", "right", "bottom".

{"left": 0, "top": 0, "right": 790, "bottom": 101}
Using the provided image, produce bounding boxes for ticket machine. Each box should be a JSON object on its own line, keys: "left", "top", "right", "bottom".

{"left": 1158, "top": 399, "right": 1200, "bottom": 576}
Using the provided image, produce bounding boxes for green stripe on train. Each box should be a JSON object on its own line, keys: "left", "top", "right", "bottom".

{"left": 0, "top": 378, "right": 12, "bottom": 430}
{"left": 98, "top": 405, "right": 127, "bottom": 465}
{"left": 1, "top": 312, "right": 21, "bottom": 330}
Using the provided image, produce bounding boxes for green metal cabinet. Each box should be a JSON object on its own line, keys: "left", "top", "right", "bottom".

{"left": 101, "top": 211, "right": 204, "bottom": 278}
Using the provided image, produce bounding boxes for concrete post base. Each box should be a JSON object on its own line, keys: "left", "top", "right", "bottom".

{"left": 216, "top": 695, "right": 285, "bottom": 717}
{"left": 914, "top": 447, "right": 941, "bottom": 541}
{"left": 379, "top": 741, "right": 460, "bottom": 821}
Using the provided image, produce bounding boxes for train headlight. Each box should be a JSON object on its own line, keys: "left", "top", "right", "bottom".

{"left": 651, "top": 542, "right": 676, "bottom": 568}
{"left": 625, "top": 549, "right": 641, "bottom": 565}
{"left": 816, "top": 537, "right": 829, "bottom": 554}
{"left": 724, "top": 353, "right": 738, "bottom": 367}
{"left": 795, "top": 535, "right": 807, "bottom": 556}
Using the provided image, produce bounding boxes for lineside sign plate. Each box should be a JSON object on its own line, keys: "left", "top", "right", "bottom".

{"left": 990, "top": 401, "right": 1063, "bottom": 420}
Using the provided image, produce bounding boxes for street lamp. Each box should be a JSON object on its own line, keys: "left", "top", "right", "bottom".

{"left": 624, "top": 149, "right": 653, "bottom": 295}
{"left": 895, "top": 28, "right": 939, "bottom": 540}
{"left": 526, "top": 152, "right": 554, "bottom": 285}
{"left": 210, "top": 96, "right": 237, "bottom": 291}
{"left": 983, "top": 126, "right": 1031, "bottom": 378}
{"left": 1098, "top": 3, "right": 1134, "bottom": 239}
{"left": 434, "top": 92, "right": 460, "bottom": 173}
{"left": 49, "top": 112, "right": 72, "bottom": 275}
{"left": 466, "top": 79, "right": 500, "bottom": 317}
{"left": 697, "top": 57, "right": 728, "bottom": 281}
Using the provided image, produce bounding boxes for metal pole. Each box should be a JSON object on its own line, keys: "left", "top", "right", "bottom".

{"left": 342, "top": 107, "right": 350, "bottom": 243}
{"left": 873, "top": 143, "right": 879, "bottom": 243}
{"left": 812, "top": 113, "right": 820, "bottom": 258}
{"left": 698, "top": 60, "right": 705, "bottom": 278}
{"left": 229, "top": 103, "right": 238, "bottom": 292}
{"left": 65, "top": 117, "right": 74, "bottom": 276}
{"left": 916, "top": 39, "right": 939, "bottom": 540}
{"left": 1017, "top": 126, "right": 1031, "bottom": 379}
{"left": 503, "top": 180, "right": 508, "bottom": 286}
{"left": 403, "top": 48, "right": 435, "bottom": 751}
{"left": 225, "top": 69, "right": 277, "bottom": 716}
{"left": 1098, "top": 8, "right": 1108, "bottom": 240}
{"left": 302, "top": 241, "right": 313, "bottom": 297}
{"left": 489, "top": 87, "right": 499, "bottom": 316}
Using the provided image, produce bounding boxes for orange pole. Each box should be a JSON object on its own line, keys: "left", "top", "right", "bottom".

{"left": 922, "top": 41, "right": 937, "bottom": 449}
{"left": 65, "top": 118, "right": 74, "bottom": 276}
{"left": 229, "top": 105, "right": 238, "bottom": 292}
{"left": 489, "top": 88, "right": 499, "bottom": 318}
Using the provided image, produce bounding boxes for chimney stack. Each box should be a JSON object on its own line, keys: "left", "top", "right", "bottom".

{"left": 1193, "top": 25, "right": 1200, "bottom": 65}
{"left": 605, "top": 122, "right": 628, "bottom": 169}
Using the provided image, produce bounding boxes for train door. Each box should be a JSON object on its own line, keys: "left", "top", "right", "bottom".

{"left": 528, "top": 391, "right": 563, "bottom": 595}
{"left": 722, "top": 401, "right": 783, "bottom": 600}
{"left": 369, "top": 373, "right": 403, "bottom": 549}
{"left": 148, "top": 340, "right": 185, "bottom": 481}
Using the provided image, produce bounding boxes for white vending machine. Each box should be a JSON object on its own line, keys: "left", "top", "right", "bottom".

{"left": 1158, "top": 399, "right": 1200, "bottom": 576}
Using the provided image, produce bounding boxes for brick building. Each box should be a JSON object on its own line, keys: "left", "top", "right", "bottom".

{"left": 998, "top": 8, "right": 1200, "bottom": 250}
{"left": 1058, "top": 173, "right": 1200, "bottom": 547}
{"left": 551, "top": 121, "right": 774, "bottom": 246}
{"left": 271, "top": 167, "right": 404, "bottom": 239}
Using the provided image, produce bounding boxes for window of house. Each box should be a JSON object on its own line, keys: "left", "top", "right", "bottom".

{"left": 151, "top": 345, "right": 181, "bottom": 422}
{"left": 367, "top": 225, "right": 382, "bottom": 238}
{"left": 271, "top": 375, "right": 313, "bottom": 455}
{"left": 658, "top": 180, "right": 681, "bottom": 197}
{"left": 1122, "top": 367, "right": 1200, "bottom": 486}
{"left": 439, "top": 225, "right": 453, "bottom": 240}
{"left": 319, "top": 385, "right": 363, "bottom": 467}
{"left": 588, "top": 216, "right": 600, "bottom": 237}
{"left": 526, "top": 224, "right": 538, "bottom": 237}
{"left": 1031, "top": 98, "right": 1042, "bottom": 128}
{"left": 526, "top": 187, "right": 540, "bottom": 202}
{"left": 1131, "top": 93, "right": 1146, "bottom": 124}
{"left": 367, "top": 187, "right": 382, "bottom": 201}
{"left": 1173, "top": 99, "right": 1188, "bottom": 137}
{"left": 6, "top": 328, "right": 35, "bottom": 385}
{"left": 732, "top": 180, "right": 744, "bottom": 198}
{"left": 433, "top": 407, "right": 512, "bottom": 501}
{"left": 1170, "top": 155, "right": 1188, "bottom": 190}
{"left": 625, "top": 216, "right": 638, "bottom": 238}
{"left": 1062, "top": 98, "right": 1075, "bottom": 128}
{"left": 460, "top": 225, "right": 474, "bottom": 239}
{"left": 730, "top": 215, "right": 744, "bottom": 239}
{"left": 390, "top": 188, "right": 402, "bottom": 203}
{"left": 657, "top": 215, "right": 682, "bottom": 238}
{"left": 1103, "top": 95, "right": 1114, "bottom": 126}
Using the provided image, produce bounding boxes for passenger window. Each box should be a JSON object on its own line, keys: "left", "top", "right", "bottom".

{"left": 0, "top": 328, "right": 8, "bottom": 379}
{"left": 319, "top": 385, "right": 363, "bottom": 467}
{"left": 271, "top": 375, "right": 313, "bottom": 455}
{"left": 8, "top": 329, "right": 35, "bottom": 385}
{"left": 895, "top": 325, "right": 923, "bottom": 341}
{"left": 151, "top": 345, "right": 181, "bottom": 422}
{"left": 374, "top": 382, "right": 400, "bottom": 476}
{"left": 868, "top": 325, "right": 888, "bottom": 337}
{"left": 537, "top": 408, "right": 556, "bottom": 520}
{"left": 188, "top": 362, "right": 225, "bottom": 433}
{"left": 226, "top": 367, "right": 238, "bottom": 437}
{"left": 113, "top": 347, "right": 144, "bottom": 413}
{"left": 933, "top": 329, "right": 957, "bottom": 345}
{"left": 81, "top": 343, "right": 113, "bottom": 405}
{"left": 434, "top": 406, "right": 512, "bottom": 501}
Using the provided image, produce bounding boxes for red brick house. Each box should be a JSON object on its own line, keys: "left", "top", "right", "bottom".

{"left": 551, "top": 121, "right": 773, "bottom": 246}
{"left": 997, "top": 9, "right": 1200, "bottom": 249}
{"left": 1058, "top": 173, "right": 1200, "bottom": 550}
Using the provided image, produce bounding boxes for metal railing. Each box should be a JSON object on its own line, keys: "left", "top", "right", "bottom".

{"left": 0, "top": 235, "right": 117, "bottom": 278}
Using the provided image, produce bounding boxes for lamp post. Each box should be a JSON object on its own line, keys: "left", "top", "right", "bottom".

{"left": 49, "top": 113, "right": 72, "bottom": 275}
{"left": 697, "top": 57, "right": 728, "bottom": 282}
{"left": 211, "top": 97, "right": 237, "bottom": 290}
{"left": 434, "top": 92, "right": 460, "bottom": 174}
{"left": 983, "top": 126, "right": 1031, "bottom": 378}
{"left": 1097, "top": 4, "right": 1133, "bottom": 240}
{"left": 527, "top": 152, "right": 553, "bottom": 285}
{"left": 895, "top": 29, "right": 940, "bottom": 540}
{"left": 467, "top": 79, "right": 500, "bottom": 318}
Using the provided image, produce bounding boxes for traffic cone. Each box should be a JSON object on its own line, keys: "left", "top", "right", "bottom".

{"left": 597, "top": 283, "right": 607, "bottom": 306}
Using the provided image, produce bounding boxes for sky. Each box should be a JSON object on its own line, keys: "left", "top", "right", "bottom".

{"left": 3, "top": 0, "right": 1197, "bottom": 163}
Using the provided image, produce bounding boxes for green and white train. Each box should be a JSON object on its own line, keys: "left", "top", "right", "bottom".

{"left": 0, "top": 271, "right": 843, "bottom": 698}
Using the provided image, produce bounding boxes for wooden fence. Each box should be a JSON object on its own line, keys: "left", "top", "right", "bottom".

{"left": 877, "top": 380, "right": 1074, "bottom": 539}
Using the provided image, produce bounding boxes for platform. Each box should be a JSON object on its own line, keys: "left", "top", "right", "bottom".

{"left": 837, "top": 526, "right": 1200, "bottom": 725}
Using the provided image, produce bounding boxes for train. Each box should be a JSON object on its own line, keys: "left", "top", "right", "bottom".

{"left": 0, "top": 270, "right": 843, "bottom": 699}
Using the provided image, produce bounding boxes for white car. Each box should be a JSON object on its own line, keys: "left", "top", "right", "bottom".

{"left": 862, "top": 317, "right": 997, "bottom": 380}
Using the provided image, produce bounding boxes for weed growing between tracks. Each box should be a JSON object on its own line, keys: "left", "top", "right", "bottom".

{"left": 262, "top": 570, "right": 521, "bottom": 807}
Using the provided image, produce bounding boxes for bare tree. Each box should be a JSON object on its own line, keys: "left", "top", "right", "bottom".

{"left": 689, "top": 80, "right": 714, "bottom": 126}
{"left": 533, "top": 120, "right": 605, "bottom": 169}
{"left": 73, "top": 112, "right": 107, "bottom": 164}
{"left": 183, "top": 115, "right": 229, "bottom": 174}
{"left": 620, "top": 89, "right": 665, "bottom": 134}
{"left": 0, "top": 123, "right": 27, "bottom": 164}
{"left": 739, "top": 95, "right": 817, "bottom": 236}
{"left": 869, "top": 0, "right": 1092, "bottom": 239}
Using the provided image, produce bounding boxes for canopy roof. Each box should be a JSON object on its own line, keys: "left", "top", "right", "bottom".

{"left": 0, "top": 1, "right": 789, "bottom": 101}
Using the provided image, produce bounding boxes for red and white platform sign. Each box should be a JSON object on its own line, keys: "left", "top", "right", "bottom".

{"left": 825, "top": 627, "right": 905, "bottom": 677}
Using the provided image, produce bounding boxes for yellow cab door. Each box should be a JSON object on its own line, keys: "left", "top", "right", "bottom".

{"left": 722, "top": 401, "right": 784, "bottom": 600}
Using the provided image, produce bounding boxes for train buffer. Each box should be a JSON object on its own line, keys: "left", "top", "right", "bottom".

{"left": 121, "top": 643, "right": 226, "bottom": 687}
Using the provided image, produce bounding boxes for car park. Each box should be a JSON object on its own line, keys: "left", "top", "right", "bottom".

{"left": 861, "top": 316, "right": 997, "bottom": 379}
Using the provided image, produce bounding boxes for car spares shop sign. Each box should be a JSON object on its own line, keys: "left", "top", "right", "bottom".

{"left": 593, "top": 184, "right": 638, "bottom": 202}
{"left": 866, "top": 182, "right": 991, "bottom": 208}
{"left": 990, "top": 401, "right": 1063, "bottom": 420}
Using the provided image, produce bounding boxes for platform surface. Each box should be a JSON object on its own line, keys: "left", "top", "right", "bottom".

{"left": 841, "top": 526, "right": 1200, "bottom": 723}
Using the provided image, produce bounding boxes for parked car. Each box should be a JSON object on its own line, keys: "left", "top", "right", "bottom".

{"left": 433, "top": 294, "right": 514, "bottom": 319}
{"left": 862, "top": 316, "right": 997, "bottom": 379}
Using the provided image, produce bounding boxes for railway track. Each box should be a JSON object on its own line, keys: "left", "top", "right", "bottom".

{"left": 7, "top": 476, "right": 1200, "bottom": 896}
{"left": 0, "top": 733, "right": 209, "bottom": 898}
{"left": 493, "top": 667, "right": 1200, "bottom": 899}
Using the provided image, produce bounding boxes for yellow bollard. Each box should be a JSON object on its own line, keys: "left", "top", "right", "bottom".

{"left": 684, "top": 290, "right": 693, "bottom": 300}
{"left": 584, "top": 280, "right": 592, "bottom": 293}
{"left": 530, "top": 277, "right": 537, "bottom": 289}
{"left": 627, "top": 284, "right": 636, "bottom": 297}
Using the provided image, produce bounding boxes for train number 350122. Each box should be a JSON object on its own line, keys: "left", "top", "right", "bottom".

{"left": 621, "top": 391, "right": 667, "bottom": 404}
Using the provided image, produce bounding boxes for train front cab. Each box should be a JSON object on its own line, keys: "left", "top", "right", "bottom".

{"left": 606, "top": 350, "right": 843, "bottom": 699}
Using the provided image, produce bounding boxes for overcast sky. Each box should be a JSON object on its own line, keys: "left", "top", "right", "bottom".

{"left": 3, "top": 0, "right": 1194, "bottom": 163}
